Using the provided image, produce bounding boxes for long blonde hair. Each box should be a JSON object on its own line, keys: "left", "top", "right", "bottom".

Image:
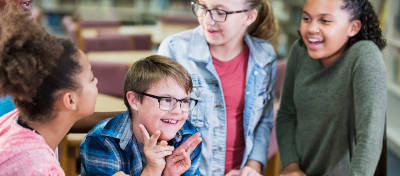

{"left": 246, "top": 0, "right": 279, "bottom": 41}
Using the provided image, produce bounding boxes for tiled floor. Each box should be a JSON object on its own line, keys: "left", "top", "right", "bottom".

{"left": 388, "top": 149, "right": 400, "bottom": 176}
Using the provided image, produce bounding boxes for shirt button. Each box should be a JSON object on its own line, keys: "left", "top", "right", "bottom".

{"left": 254, "top": 71, "right": 258, "bottom": 75}
{"left": 246, "top": 91, "right": 250, "bottom": 95}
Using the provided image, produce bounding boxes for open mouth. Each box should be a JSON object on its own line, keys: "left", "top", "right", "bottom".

{"left": 161, "top": 119, "right": 178, "bottom": 124}
{"left": 21, "top": 0, "right": 32, "bottom": 10}
{"left": 308, "top": 38, "right": 324, "bottom": 44}
{"left": 207, "top": 29, "right": 219, "bottom": 34}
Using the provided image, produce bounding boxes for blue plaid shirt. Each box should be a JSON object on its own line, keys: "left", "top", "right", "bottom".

{"left": 80, "top": 111, "right": 202, "bottom": 176}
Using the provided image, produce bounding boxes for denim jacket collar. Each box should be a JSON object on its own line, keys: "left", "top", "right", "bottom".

{"left": 188, "top": 26, "right": 275, "bottom": 68}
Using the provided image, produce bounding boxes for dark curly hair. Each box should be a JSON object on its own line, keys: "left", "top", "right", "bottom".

{"left": 299, "top": 0, "right": 386, "bottom": 50}
{"left": 0, "top": 4, "right": 81, "bottom": 123}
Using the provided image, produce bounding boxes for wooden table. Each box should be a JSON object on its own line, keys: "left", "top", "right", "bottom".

{"left": 94, "top": 93, "right": 126, "bottom": 112}
{"left": 87, "top": 50, "right": 157, "bottom": 64}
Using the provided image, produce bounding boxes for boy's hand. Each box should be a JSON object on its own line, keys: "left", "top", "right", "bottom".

{"left": 163, "top": 132, "right": 202, "bottom": 176}
{"left": 139, "top": 124, "right": 174, "bottom": 176}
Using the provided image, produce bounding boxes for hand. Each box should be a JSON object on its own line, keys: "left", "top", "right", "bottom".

{"left": 139, "top": 124, "right": 174, "bottom": 176}
{"left": 163, "top": 132, "right": 202, "bottom": 176}
{"left": 225, "top": 166, "right": 262, "bottom": 176}
{"left": 112, "top": 171, "right": 129, "bottom": 176}
{"left": 280, "top": 163, "right": 306, "bottom": 176}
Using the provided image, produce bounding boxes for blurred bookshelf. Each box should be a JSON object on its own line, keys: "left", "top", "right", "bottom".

{"left": 33, "top": 0, "right": 193, "bottom": 24}
{"left": 382, "top": 0, "right": 400, "bottom": 157}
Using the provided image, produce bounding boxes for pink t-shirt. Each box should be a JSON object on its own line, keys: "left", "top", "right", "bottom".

{"left": 0, "top": 110, "right": 65, "bottom": 176}
{"left": 212, "top": 45, "right": 250, "bottom": 173}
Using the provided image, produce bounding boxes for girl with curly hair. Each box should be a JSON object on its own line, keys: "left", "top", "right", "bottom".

{"left": 0, "top": 4, "right": 98, "bottom": 175}
{"left": 276, "top": 0, "right": 386, "bottom": 175}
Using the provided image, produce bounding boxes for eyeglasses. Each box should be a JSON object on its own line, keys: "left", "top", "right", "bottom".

{"left": 191, "top": 1, "right": 248, "bottom": 22}
{"left": 137, "top": 92, "right": 198, "bottom": 112}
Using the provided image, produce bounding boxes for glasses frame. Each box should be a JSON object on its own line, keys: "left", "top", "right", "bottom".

{"left": 191, "top": 1, "right": 249, "bottom": 22}
{"left": 137, "top": 92, "right": 198, "bottom": 112}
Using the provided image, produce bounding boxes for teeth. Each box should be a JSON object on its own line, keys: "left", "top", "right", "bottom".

{"left": 161, "top": 119, "right": 178, "bottom": 124}
{"left": 309, "top": 38, "right": 323, "bottom": 42}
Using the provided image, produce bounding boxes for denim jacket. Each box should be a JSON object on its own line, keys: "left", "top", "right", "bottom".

{"left": 158, "top": 26, "right": 276, "bottom": 176}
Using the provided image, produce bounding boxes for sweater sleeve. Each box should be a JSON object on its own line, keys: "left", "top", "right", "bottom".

{"left": 348, "top": 43, "right": 386, "bottom": 176}
{"left": 276, "top": 41, "right": 301, "bottom": 168}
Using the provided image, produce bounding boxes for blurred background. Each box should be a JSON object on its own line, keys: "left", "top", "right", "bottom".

{"left": 26, "top": 0, "right": 398, "bottom": 175}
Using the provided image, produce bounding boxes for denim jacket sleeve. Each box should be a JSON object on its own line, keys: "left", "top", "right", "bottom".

{"left": 247, "top": 59, "right": 276, "bottom": 169}
{"left": 158, "top": 37, "right": 174, "bottom": 58}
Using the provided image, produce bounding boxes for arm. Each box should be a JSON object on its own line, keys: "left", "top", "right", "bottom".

{"left": 348, "top": 48, "right": 386, "bottom": 175}
{"left": 157, "top": 37, "right": 174, "bottom": 58}
{"left": 80, "top": 136, "right": 124, "bottom": 176}
{"left": 276, "top": 41, "right": 301, "bottom": 169}
{"left": 247, "top": 59, "right": 277, "bottom": 170}
{"left": 70, "top": 112, "right": 121, "bottom": 133}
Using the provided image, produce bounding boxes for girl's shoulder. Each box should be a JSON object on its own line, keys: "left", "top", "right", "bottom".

{"left": 245, "top": 34, "right": 276, "bottom": 58}
{"left": 347, "top": 40, "right": 383, "bottom": 63}
{"left": 348, "top": 40, "right": 381, "bottom": 55}
{"left": 346, "top": 41, "right": 385, "bottom": 72}
{"left": 0, "top": 148, "right": 64, "bottom": 175}
{"left": 0, "top": 132, "right": 62, "bottom": 175}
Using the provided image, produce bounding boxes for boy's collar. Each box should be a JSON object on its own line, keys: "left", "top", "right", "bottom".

{"left": 100, "top": 110, "right": 133, "bottom": 150}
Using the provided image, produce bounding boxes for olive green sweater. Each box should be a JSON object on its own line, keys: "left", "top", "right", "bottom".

{"left": 276, "top": 40, "right": 386, "bottom": 176}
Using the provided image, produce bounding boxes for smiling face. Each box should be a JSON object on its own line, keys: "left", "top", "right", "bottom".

{"left": 0, "top": 0, "right": 33, "bottom": 11}
{"left": 300, "top": 0, "right": 359, "bottom": 66}
{"left": 197, "top": 0, "right": 253, "bottom": 46}
{"left": 133, "top": 77, "right": 190, "bottom": 141}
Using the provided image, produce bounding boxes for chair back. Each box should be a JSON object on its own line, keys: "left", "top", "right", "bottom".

{"left": 90, "top": 61, "right": 129, "bottom": 98}
{"left": 83, "top": 35, "right": 133, "bottom": 53}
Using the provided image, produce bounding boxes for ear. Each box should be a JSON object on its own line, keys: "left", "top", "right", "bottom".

{"left": 348, "top": 20, "right": 361, "bottom": 37}
{"left": 62, "top": 92, "right": 77, "bottom": 111}
{"left": 244, "top": 9, "right": 258, "bottom": 27}
{"left": 126, "top": 91, "right": 139, "bottom": 111}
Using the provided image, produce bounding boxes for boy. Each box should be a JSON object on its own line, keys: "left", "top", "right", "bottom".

{"left": 80, "top": 55, "right": 202, "bottom": 176}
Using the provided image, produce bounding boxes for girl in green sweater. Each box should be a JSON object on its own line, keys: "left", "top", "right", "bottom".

{"left": 276, "top": 0, "right": 386, "bottom": 176}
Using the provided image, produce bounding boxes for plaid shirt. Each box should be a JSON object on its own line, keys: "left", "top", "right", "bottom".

{"left": 79, "top": 111, "right": 201, "bottom": 176}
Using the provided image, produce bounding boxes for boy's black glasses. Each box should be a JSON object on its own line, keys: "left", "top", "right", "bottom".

{"left": 191, "top": 1, "right": 249, "bottom": 22}
{"left": 137, "top": 92, "right": 198, "bottom": 112}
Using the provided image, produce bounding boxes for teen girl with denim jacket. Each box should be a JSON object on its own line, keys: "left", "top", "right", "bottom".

{"left": 158, "top": 0, "right": 278, "bottom": 175}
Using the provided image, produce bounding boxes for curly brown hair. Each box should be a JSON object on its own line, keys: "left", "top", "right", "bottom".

{"left": 342, "top": 0, "right": 386, "bottom": 50}
{"left": 0, "top": 3, "right": 81, "bottom": 123}
{"left": 299, "top": 0, "right": 386, "bottom": 50}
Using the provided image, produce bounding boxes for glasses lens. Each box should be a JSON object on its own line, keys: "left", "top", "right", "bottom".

{"left": 192, "top": 3, "right": 206, "bottom": 17}
{"left": 159, "top": 98, "right": 175, "bottom": 111}
{"left": 180, "top": 99, "right": 197, "bottom": 112}
{"left": 210, "top": 9, "right": 226, "bottom": 22}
